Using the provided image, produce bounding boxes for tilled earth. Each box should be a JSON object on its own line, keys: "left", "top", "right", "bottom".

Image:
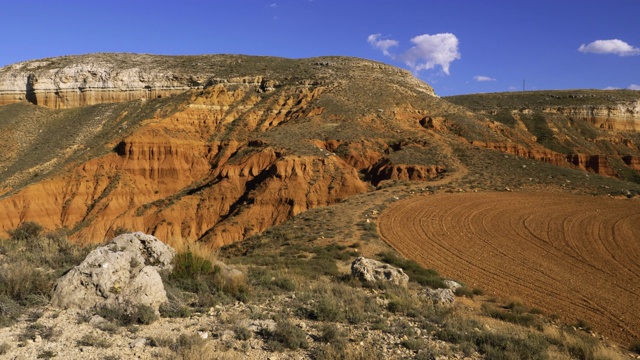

{"left": 379, "top": 191, "right": 640, "bottom": 344}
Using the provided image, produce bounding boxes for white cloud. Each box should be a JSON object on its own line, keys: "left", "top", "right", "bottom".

{"left": 578, "top": 39, "right": 640, "bottom": 56}
{"left": 269, "top": 3, "right": 277, "bottom": 7}
{"left": 474, "top": 75, "right": 496, "bottom": 82}
{"left": 629, "top": 84, "right": 640, "bottom": 90}
{"left": 399, "top": 33, "right": 460, "bottom": 75}
{"left": 367, "top": 32, "right": 461, "bottom": 75}
{"left": 367, "top": 34, "right": 399, "bottom": 57}
{"left": 603, "top": 86, "right": 621, "bottom": 90}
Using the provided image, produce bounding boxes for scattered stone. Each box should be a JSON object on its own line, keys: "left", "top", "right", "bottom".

{"left": 351, "top": 257, "right": 409, "bottom": 287}
{"left": 129, "top": 338, "right": 147, "bottom": 349}
{"left": 425, "top": 288, "right": 455, "bottom": 306}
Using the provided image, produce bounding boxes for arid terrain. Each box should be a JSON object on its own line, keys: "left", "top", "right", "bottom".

{"left": 1, "top": 53, "right": 640, "bottom": 359}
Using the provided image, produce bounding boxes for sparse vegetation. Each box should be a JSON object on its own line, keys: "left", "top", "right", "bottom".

{"left": 0, "top": 55, "right": 638, "bottom": 359}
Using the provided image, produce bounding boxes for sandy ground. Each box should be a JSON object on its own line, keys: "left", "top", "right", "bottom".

{"left": 379, "top": 191, "right": 640, "bottom": 344}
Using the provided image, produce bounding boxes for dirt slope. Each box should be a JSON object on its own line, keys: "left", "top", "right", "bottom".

{"left": 379, "top": 191, "right": 640, "bottom": 344}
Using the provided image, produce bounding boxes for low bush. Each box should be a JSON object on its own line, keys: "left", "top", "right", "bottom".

{"left": 0, "top": 342, "right": 9, "bottom": 355}
{"left": 77, "top": 333, "right": 112, "bottom": 348}
{"left": 261, "top": 320, "right": 309, "bottom": 351}
{"left": 234, "top": 325, "right": 252, "bottom": 341}
{"left": 95, "top": 303, "right": 157, "bottom": 326}
{"left": 8, "top": 221, "right": 43, "bottom": 241}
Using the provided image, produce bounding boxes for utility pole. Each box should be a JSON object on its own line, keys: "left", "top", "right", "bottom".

{"left": 523, "top": 79, "right": 525, "bottom": 92}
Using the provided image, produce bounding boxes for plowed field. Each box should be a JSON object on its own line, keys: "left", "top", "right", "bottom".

{"left": 379, "top": 192, "right": 640, "bottom": 344}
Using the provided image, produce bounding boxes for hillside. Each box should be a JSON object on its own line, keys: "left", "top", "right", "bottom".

{"left": 0, "top": 53, "right": 532, "bottom": 247}
{"left": 1, "top": 54, "right": 640, "bottom": 354}
{"left": 3, "top": 55, "right": 639, "bottom": 248}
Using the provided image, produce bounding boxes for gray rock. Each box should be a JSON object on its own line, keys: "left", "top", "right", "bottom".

{"left": 443, "top": 280, "right": 462, "bottom": 291}
{"left": 351, "top": 257, "right": 409, "bottom": 287}
{"left": 425, "top": 288, "right": 455, "bottom": 306}
{"left": 50, "top": 232, "right": 175, "bottom": 312}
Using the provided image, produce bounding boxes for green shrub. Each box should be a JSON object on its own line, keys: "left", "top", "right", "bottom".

{"left": 454, "top": 287, "right": 474, "bottom": 298}
{"left": 77, "top": 333, "right": 112, "bottom": 348}
{"left": 172, "top": 252, "right": 213, "bottom": 280}
{"left": 263, "top": 320, "right": 308, "bottom": 351}
{"left": 0, "top": 262, "right": 52, "bottom": 306}
{"left": 234, "top": 325, "right": 252, "bottom": 341}
{"left": 319, "top": 323, "right": 343, "bottom": 344}
{"left": 8, "top": 221, "right": 43, "bottom": 241}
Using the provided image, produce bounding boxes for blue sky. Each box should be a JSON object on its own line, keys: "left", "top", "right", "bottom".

{"left": 1, "top": 0, "right": 638, "bottom": 96}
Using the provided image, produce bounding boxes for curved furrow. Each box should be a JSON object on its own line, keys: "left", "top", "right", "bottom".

{"left": 379, "top": 192, "right": 640, "bottom": 344}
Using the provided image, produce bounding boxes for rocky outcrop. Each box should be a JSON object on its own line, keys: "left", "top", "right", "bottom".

{"left": 369, "top": 159, "right": 445, "bottom": 185}
{"left": 50, "top": 232, "right": 175, "bottom": 312}
{"left": 0, "top": 53, "right": 436, "bottom": 109}
{"left": 351, "top": 257, "right": 409, "bottom": 287}
{"left": 540, "top": 102, "right": 640, "bottom": 132}
{"left": 471, "top": 141, "right": 620, "bottom": 177}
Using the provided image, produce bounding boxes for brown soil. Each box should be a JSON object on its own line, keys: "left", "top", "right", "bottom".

{"left": 378, "top": 191, "right": 640, "bottom": 344}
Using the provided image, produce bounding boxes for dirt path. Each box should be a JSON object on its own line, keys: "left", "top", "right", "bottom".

{"left": 379, "top": 191, "right": 640, "bottom": 344}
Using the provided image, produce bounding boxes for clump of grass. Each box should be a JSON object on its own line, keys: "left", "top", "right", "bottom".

{"left": 261, "top": 320, "right": 309, "bottom": 351}
{"left": 401, "top": 337, "right": 426, "bottom": 351}
{"left": 19, "top": 323, "right": 60, "bottom": 342}
{"left": 435, "top": 317, "right": 549, "bottom": 359}
{"left": 95, "top": 303, "right": 157, "bottom": 326}
{"left": 0, "top": 342, "right": 9, "bottom": 355}
{"left": 377, "top": 252, "right": 447, "bottom": 289}
{"left": 234, "top": 325, "right": 252, "bottom": 341}
{"left": 164, "top": 250, "right": 248, "bottom": 308}
{"left": 0, "top": 223, "right": 91, "bottom": 327}
{"left": 36, "top": 350, "right": 57, "bottom": 359}
{"left": 298, "top": 282, "right": 377, "bottom": 324}
{"left": 77, "top": 333, "right": 112, "bottom": 348}
{"left": 481, "top": 304, "right": 539, "bottom": 329}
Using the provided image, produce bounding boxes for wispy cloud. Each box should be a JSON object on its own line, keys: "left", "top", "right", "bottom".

{"left": 474, "top": 75, "right": 496, "bottom": 82}
{"left": 604, "top": 84, "right": 640, "bottom": 90}
{"left": 367, "top": 32, "right": 461, "bottom": 75}
{"left": 578, "top": 39, "right": 640, "bottom": 56}
{"left": 269, "top": 3, "right": 277, "bottom": 7}
{"left": 367, "top": 34, "right": 399, "bottom": 57}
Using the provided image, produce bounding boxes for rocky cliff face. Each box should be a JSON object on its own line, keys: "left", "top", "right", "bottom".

{"left": 540, "top": 102, "right": 640, "bottom": 131}
{"left": 0, "top": 53, "right": 435, "bottom": 109}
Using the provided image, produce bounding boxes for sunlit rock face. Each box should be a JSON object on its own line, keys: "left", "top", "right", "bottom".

{"left": 541, "top": 102, "right": 640, "bottom": 131}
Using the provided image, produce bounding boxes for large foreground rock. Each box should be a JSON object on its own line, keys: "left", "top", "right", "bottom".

{"left": 51, "top": 232, "right": 175, "bottom": 311}
{"left": 351, "top": 257, "right": 409, "bottom": 287}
